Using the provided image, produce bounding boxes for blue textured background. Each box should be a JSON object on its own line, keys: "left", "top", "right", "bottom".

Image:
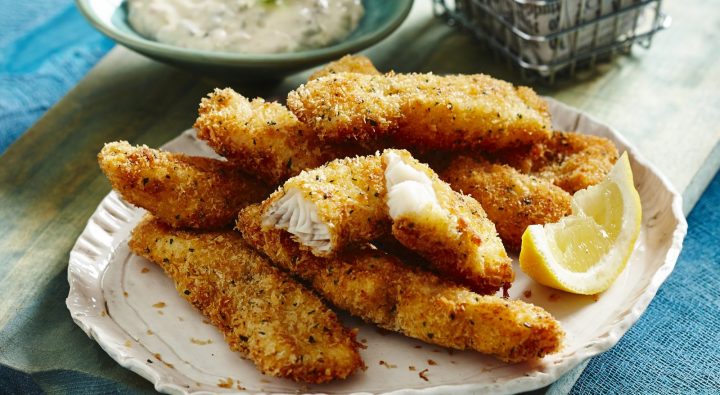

{"left": 0, "top": 0, "right": 113, "bottom": 154}
{"left": 0, "top": 1, "right": 718, "bottom": 394}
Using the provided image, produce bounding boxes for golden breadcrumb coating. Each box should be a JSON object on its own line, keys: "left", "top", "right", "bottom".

{"left": 129, "top": 216, "right": 364, "bottom": 383}
{"left": 442, "top": 156, "right": 572, "bottom": 250}
{"left": 492, "top": 131, "right": 619, "bottom": 194}
{"left": 309, "top": 54, "right": 380, "bottom": 81}
{"left": 194, "top": 88, "right": 361, "bottom": 185}
{"left": 308, "top": 55, "right": 396, "bottom": 153}
{"left": 287, "top": 72, "right": 552, "bottom": 150}
{"left": 382, "top": 150, "right": 513, "bottom": 294}
{"left": 262, "top": 149, "right": 512, "bottom": 293}
{"left": 98, "top": 141, "right": 270, "bottom": 229}
{"left": 261, "top": 153, "right": 389, "bottom": 257}
{"left": 238, "top": 205, "right": 564, "bottom": 363}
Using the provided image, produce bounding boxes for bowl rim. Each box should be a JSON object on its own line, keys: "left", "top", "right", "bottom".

{"left": 75, "top": 0, "right": 414, "bottom": 67}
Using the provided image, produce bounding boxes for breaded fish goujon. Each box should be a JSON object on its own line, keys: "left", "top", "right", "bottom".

{"left": 491, "top": 131, "right": 619, "bottom": 194}
{"left": 194, "top": 88, "right": 360, "bottom": 185}
{"left": 442, "top": 156, "right": 573, "bottom": 250}
{"left": 129, "top": 216, "right": 364, "bottom": 383}
{"left": 308, "top": 54, "right": 380, "bottom": 81}
{"left": 98, "top": 141, "right": 271, "bottom": 229}
{"left": 262, "top": 150, "right": 513, "bottom": 294}
{"left": 261, "top": 153, "right": 389, "bottom": 257}
{"left": 382, "top": 150, "right": 513, "bottom": 294}
{"left": 238, "top": 205, "right": 564, "bottom": 363}
{"left": 287, "top": 72, "right": 552, "bottom": 150}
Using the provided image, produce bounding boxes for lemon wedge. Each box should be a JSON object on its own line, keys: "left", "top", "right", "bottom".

{"left": 519, "top": 152, "right": 642, "bottom": 295}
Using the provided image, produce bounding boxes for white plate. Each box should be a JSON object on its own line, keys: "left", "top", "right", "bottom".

{"left": 67, "top": 98, "right": 687, "bottom": 394}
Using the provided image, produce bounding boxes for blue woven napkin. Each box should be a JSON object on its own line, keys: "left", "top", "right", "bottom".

{"left": 0, "top": 0, "right": 113, "bottom": 154}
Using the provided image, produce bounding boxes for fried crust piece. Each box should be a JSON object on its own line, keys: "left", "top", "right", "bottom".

{"left": 492, "top": 131, "right": 619, "bottom": 194}
{"left": 442, "top": 156, "right": 572, "bottom": 250}
{"left": 261, "top": 153, "right": 389, "bottom": 257}
{"left": 287, "top": 72, "right": 552, "bottom": 150}
{"left": 383, "top": 150, "right": 513, "bottom": 294}
{"left": 262, "top": 149, "right": 513, "bottom": 293}
{"left": 309, "top": 54, "right": 380, "bottom": 81}
{"left": 194, "top": 88, "right": 361, "bottom": 185}
{"left": 129, "top": 216, "right": 364, "bottom": 383}
{"left": 98, "top": 141, "right": 270, "bottom": 229}
{"left": 238, "top": 205, "right": 564, "bottom": 363}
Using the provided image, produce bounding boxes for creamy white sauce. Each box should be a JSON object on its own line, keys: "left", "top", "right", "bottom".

{"left": 127, "top": 0, "right": 364, "bottom": 53}
{"left": 384, "top": 152, "right": 439, "bottom": 219}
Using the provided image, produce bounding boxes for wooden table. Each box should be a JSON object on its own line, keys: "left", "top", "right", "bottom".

{"left": 1, "top": 0, "right": 717, "bottom": 392}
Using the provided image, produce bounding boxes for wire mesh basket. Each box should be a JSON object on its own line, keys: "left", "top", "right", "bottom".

{"left": 433, "top": 0, "right": 671, "bottom": 83}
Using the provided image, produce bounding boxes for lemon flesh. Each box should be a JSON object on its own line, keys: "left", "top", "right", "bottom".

{"left": 519, "top": 152, "right": 642, "bottom": 295}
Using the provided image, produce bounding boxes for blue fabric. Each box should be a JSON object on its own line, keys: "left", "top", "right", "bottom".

{"left": 0, "top": 364, "right": 45, "bottom": 395}
{"left": 0, "top": 363, "right": 144, "bottom": 395}
{"left": 0, "top": 0, "right": 114, "bottom": 154}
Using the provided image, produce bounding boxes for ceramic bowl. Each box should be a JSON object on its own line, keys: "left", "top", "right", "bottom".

{"left": 76, "top": 0, "right": 413, "bottom": 79}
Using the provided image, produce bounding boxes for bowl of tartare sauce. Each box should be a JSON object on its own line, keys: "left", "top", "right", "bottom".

{"left": 76, "top": 0, "right": 413, "bottom": 79}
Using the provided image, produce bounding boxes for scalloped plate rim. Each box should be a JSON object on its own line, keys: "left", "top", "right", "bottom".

{"left": 66, "top": 97, "right": 687, "bottom": 395}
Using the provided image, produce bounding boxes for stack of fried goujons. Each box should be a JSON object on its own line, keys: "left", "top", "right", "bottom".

{"left": 98, "top": 55, "right": 620, "bottom": 384}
